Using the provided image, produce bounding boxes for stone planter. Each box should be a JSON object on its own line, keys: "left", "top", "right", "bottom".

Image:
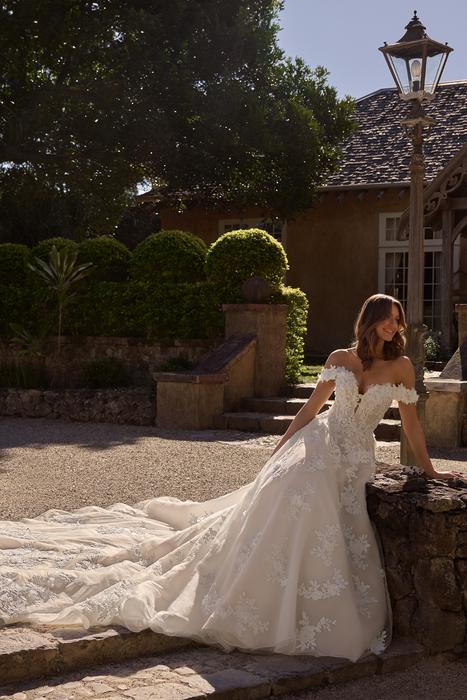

{"left": 367, "top": 470, "right": 467, "bottom": 654}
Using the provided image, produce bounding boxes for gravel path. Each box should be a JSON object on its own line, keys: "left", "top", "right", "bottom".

{"left": 0, "top": 417, "right": 466, "bottom": 519}
{"left": 281, "top": 658, "right": 467, "bottom": 700}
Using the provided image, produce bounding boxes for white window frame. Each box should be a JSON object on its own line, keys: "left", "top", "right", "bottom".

{"left": 378, "top": 212, "right": 449, "bottom": 332}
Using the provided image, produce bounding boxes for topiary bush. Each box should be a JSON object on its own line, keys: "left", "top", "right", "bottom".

{"left": 78, "top": 236, "right": 131, "bottom": 281}
{"left": 206, "top": 228, "right": 288, "bottom": 299}
{"left": 0, "top": 243, "right": 31, "bottom": 285}
{"left": 31, "top": 237, "right": 78, "bottom": 261}
{"left": 130, "top": 230, "right": 208, "bottom": 284}
{"left": 271, "top": 285, "right": 309, "bottom": 384}
{"left": 0, "top": 285, "right": 30, "bottom": 335}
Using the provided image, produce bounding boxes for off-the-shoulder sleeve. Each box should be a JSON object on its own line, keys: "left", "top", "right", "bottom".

{"left": 394, "top": 385, "right": 419, "bottom": 404}
{"left": 319, "top": 366, "right": 338, "bottom": 382}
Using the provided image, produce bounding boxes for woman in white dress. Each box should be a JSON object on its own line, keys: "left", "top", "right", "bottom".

{"left": 0, "top": 294, "right": 461, "bottom": 662}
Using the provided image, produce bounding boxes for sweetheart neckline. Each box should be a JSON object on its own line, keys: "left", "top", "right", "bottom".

{"left": 324, "top": 364, "right": 410, "bottom": 398}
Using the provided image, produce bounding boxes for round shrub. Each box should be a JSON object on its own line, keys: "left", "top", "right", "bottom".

{"left": 130, "top": 230, "right": 208, "bottom": 284}
{"left": 78, "top": 236, "right": 131, "bottom": 281}
{"left": 31, "top": 237, "right": 78, "bottom": 261}
{"left": 0, "top": 243, "right": 30, "bottom": 285}
{"left": 206, "top": 228, "right": 288, "bottom": 295}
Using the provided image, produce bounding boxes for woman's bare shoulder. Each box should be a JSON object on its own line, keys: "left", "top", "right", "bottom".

{"left": 324, "top": 348, "right": 355, "bottom": 369}
{"left": 392, "top": 355, "right": 415, "bottom": 384}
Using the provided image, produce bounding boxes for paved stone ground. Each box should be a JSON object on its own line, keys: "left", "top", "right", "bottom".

{"left": 0, "top": 417, "right": 466, "bottom": 520}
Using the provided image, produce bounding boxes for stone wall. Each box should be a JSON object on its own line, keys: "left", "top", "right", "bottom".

{"left": 0, "top": 388, "right": 154, "bottom": 425}
{"left": 0, "top": 337, "right": 216, "bottom": 387}
{"left": 367, "top": 471, "right": 467, "bottom": 655}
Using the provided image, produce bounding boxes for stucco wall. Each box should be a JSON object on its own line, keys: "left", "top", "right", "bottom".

{"left": 286, "top": 189, "right": 407, "bottom": 357}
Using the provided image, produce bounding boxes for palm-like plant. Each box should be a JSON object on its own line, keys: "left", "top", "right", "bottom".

{"left": 28, "top": 246, "right": 94, "bottom": 354}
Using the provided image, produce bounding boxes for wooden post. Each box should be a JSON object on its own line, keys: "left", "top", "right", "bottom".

{"left": 440, "top": 209, "right": 454, "bottom": 358}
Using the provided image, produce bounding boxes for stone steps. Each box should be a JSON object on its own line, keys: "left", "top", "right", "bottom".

{"left": 214, "top": 411, "right": 401, "bottom": 440}
{"left": 213, "top": 383, "right": 402, "bottom": 440}
{"left": 0, "top": 624, "right": 427, "bottom": 695}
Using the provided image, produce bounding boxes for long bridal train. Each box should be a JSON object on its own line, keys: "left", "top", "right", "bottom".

{"left": 0, "top": 366, "right": 417, "bottom": 661}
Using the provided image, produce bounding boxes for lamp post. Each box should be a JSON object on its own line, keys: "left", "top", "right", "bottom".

{"left": 379, "top": 11, "right": 452, "bottom": 465}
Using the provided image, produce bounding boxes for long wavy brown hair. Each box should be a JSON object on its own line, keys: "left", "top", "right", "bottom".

{"left": 352, "top": 294, "right": 406, "bottom": 369}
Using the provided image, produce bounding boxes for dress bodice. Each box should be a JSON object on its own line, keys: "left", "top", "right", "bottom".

{"left": 318, "top": 365, "right": 418, "bottom": 466}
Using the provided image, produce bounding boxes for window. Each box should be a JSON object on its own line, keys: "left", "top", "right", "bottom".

{"left": 218, "top": 218, "right": 286, "bottom": 245}
{"left": 378, "top": 213, "right": 442, "bottom": 331}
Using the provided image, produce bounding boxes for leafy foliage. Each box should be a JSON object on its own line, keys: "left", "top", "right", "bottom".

{"left": 31, "top": 237, "right": 78, "bottom": 262}
{"left": 28, "top": 246, "right": 94, "bottom": 352}
{"left": 424, "top": 331, "right": 442, "bottom": 362}
{"left": 206, "top": 228, "right": 288, "bottom": 298}
{"left": 0, "top": 1, "right": 355, "bottom": 245}
{"left": 80, "top": 357, "right": 130, "bottom": 389}
{"left": 271, "top": 285, "right": 309, "bottom": 383}
{"left": 131, "top": 230, "right": 208, "bottom": 284}
{"left": 78, "top": 237, "right": 131, "bottom": 282}
{"left": 0, "top": 243, "right": 30, "bottom": 284}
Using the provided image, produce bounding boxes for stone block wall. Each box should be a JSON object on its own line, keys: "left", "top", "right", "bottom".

{"left": 0, "top": 337, "right": 216, "bottom": 387}
{"left": 0, "top": 388, "right": 154, "bottom": 425}
{"left": 367, "top": 471, "right": 467, "bottom": 654}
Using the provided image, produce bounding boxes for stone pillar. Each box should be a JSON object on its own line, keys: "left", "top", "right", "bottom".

{"left": 367, "top": 471, "right": 467, "bottom": 655}
{"left": 455, "top": 304, "right": 467, "bottom": 346}
{"left": 154, "top": 373, "right": 225, "bottom": 430}
{"left": 424, "top": 378, "right": 467, "bottom": 447}
{"left": 222, "top": 304, "right": 288, "bottom": 397}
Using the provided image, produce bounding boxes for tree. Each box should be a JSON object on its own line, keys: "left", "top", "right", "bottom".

{"left": 0, "top": 1, "right": 355, "bottom": 244}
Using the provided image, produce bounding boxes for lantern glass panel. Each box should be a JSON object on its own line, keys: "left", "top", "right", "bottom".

{"left": 424, "top": 52, "right": 448, "bottom": 94}
{"left": 388, "top": 54, "right": 424, "bottom": 95}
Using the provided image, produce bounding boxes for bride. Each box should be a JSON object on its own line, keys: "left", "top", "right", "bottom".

{"left": 0, "top": 294, "right": 461, "bottom": 662}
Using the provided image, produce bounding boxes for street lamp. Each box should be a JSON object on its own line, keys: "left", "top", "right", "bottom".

{"left": 379, "top": 11, "right": 452, "bottom": 465}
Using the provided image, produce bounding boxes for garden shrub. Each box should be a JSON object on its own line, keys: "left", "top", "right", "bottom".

{"left": 0, "top": 361, "right": 49, "bottom": 389}
{"left": 424, "top": 331, "right": 442, "bottom": 362}
{"left": 31, "top": 237, "right": 78, "bottom": 261}
{"left": 130, "top": 230, "right": 208, "bottom": 284}
{"left": 66, "top": 282, "right": 133, "bottom": 336}
{"left": 0, "top": 243, "right": 30, "bottom": 285}
{"left": 271, "top": 285, "right": 309, "bottom": 384}
{"left": 206, "top": 228, "right": 288, "bottom": 299}
{"left": 130, "top": 281, "right": 224, "bottom": 339}
{"left": 0, "top": 285, "right": 31, "bottom": 335}
{"left": 80, "top": 357, "right": 130, "bottom": 388}
{"left": 78, "top": 236, "right": 131, "bottom": 281}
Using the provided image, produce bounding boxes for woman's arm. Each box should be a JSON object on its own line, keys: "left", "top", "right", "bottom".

{"left": 271, "top": 351, "right": 345, "bottom": 456}
{"left": 397, "top": 357, "right": 463, "bottom": 480}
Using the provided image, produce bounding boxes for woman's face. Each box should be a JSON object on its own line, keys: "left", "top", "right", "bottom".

{"left": 374, "top": 303, "right": 400, "bottom": 343}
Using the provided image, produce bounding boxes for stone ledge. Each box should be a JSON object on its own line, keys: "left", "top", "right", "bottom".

{"left": 425, "top": 378, "right": 467, "bottom": 393}
{"left": 0, "top": 625, "right": 428, "bottom": 693}
{"left": 0, "top": 624, "right": 196, "bottom": 686}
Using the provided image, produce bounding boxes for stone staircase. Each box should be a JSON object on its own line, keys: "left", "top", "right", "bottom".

{"left": 214, "top": 383, "right": 402, "bottom": 441}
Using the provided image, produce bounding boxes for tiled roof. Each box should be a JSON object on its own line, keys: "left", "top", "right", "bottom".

{"left": 325, "top": 81, "right": 467, "bottom": 188}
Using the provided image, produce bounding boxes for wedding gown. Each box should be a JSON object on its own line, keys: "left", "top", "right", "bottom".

{"left": 0, "top": 365, "right": 418, "bottom": 662}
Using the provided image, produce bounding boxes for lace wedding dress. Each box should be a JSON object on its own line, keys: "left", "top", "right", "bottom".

{"left": 0, "top": 365, "right": 418, "bottom": 662}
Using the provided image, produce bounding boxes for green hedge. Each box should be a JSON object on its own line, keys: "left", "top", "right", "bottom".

{"left": 0, "top": 243, "right": 30, "bottom": 285}
{"left": 1, "top": 233, "right": 308, "bottom": 384}
{"left": 271, "top": 285, "right": 309, "bottom": 383}
{"left": 129, "top": 281, "right": 224, "bottom": 339}
{"left": 206, "top": 228, "right": 288, "bottom": 298}
{"left": 131, "top": 230, "right": 208, "bottom": 284}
